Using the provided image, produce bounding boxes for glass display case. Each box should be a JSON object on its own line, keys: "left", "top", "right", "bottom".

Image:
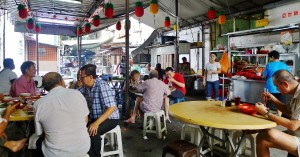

{"left": 279, "top": 53, "right": 298, "bottom": 75}
{"left": 231, "top": 54, "right": 268, "bottom": 72}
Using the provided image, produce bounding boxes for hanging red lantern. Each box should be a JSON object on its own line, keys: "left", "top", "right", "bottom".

{"left": 34, "top": 23, "right": 41, "bottom": 33}
{"left": 150, "top": 0, "right": 158, "bottom": 15}
{"left": 65, "top": 17, "right": 68, "bottom": 21}
{"left": 26, "top": 18, "right": 34, "bottom": 30}
{"left": 116, "top": 21, "right": 121, "bottom": 31}
{"left": 85, "top": 18, "right": 89, "bottom": 23}
{"left": 77, "top": 26, "right": 83, "bottom": 36}
{"left": 135, "top": 2, "right": 144, "bottom": 18}
{"left": 104, "top": 2, "right": 114, "bottom": 18}
{"left": 218, "top": 12, "right": 226, "bottom": 25}
{"left": 18, "top": 4, "right": 28, "bottom": 19}
{"left": 53, "top": 15, "right": 57, "bottom": 19}
{"left": 84, "top": 23, "right": 91, "bottom": 34}
{"left": 207, "top": 7, "right": 216, "bottom": 20}
{"left": 164, "top": 16, "right": 170, "bottom": 27}
{"left": 75, "top": 18, "right": 80, "bottom": 22}
{"left": 93, "top": 15, "right": 100, "bottom": 27}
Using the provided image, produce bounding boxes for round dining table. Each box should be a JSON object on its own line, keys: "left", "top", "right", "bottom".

{"left": 169, "top": 101, "right": 277, "bottom": 157}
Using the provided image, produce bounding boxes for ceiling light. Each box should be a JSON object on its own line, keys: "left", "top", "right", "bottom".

{"left": 54, "top": 0, "right": 82, "bottom": 4}
{"left": 38, "top": 18, "right": 74, "bottom": 25}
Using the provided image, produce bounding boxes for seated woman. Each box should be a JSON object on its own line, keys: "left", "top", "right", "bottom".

{"left": 121, "top": 70, "right": 141, "bottom": 118}
{"left": 10, "top": 61, "right": 37, "bottom": 97}
{"left": 0, "top": 94, "right": 27, "bottom": 157}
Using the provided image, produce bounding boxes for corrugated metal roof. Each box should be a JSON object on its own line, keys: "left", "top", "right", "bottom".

{"left": 1, "top": 0, "right": 295, "bottom": 36}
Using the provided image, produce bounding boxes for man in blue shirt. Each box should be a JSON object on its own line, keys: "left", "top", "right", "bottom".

{"left": 79, "top": 64, "right": 119, "bottom": 157}
{"left": 263, "top": 50, "right": 291, "bottom": 116}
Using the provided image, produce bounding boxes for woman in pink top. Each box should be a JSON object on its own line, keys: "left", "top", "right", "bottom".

{"left": 10, "top": 61, "right": 37, "bottom": 97}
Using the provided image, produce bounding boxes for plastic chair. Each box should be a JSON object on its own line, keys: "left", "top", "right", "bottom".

{"left": 143, "top": 110, "right": 167, "bottom": 139}
{"left": 170, "top": 97, "right": 185, "bottom": 104}
{"left": 181, "top": 124, "right": 202, "bottom": 146}
{"left": 232, "top": 130, "right": 257, "bottom": 157}
{"left": 100, "top": 125, "right": 124, "bottom": 157}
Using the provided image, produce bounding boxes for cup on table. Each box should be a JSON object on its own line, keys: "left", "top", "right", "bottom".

{"left": 235, "top": 97, "right": 241, "bottom": 106}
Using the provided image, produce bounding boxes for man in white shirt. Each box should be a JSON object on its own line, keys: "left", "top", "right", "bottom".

{"left": 0, "top": 59, "right": 17, "bottom": 94}
{"left": 34, "top": 72, "right": 90, "bottom": 157}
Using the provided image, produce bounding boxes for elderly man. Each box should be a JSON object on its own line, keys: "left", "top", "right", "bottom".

{"left": 0, "top": 58, "right": 17, "bottom": 94}
{"left": 255, "top": 70, "right": 300, "bottom": 157}
{"left": 10, "top": 61, "right": 36, "bottom": 97}
{"left": 164, "top": 67, "right": 186, "bottom": 99}
{"left": 33, "top": 72, "right": 90, "bottom": 157}
{"left": 79, "top": 64, "right": 119, "bottom": 157}
{"left": 125, "top": 70, "right": 171, "bottom": 124}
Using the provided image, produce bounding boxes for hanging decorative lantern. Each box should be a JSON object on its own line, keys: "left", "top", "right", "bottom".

{"left": 77, "top": 26, "right": 83, "bottom": 36}
{"left": 116, "top": 21, "right": 121, "bottom": 31}
{"left": 18, "top": 4, "right": 28, "bottom": 19}
{"left": 26, "top": 18, "right": 34, "bottom": 30}
{"left": 93, "top": 15, "right": 100, "bottom": 27}
{"left": 218, "top": 12, "right": 226, "bottom": 25}
{"left": 135, "top": 2, "right": 144, "bottom": 18}
{"left": 53, "top": 15, "right": 57, "bottom": 19}
{"left": 34, "top": 23, "right": 41, "bottom": 33}
{"left": 65, "top": 17, "right": 68, "bottom": 21}
{"left": 164, "top": 16, "right": 170, "bottom": 27}
{"left": 207, "top": 7, "right": 216, "bottom": 20}
{"left": 75, "top": 18, "right": 80, "bottom": 22}
{"left": 85, "top": 18, "right": 89, "bottom": 23}
{"left": 104, "top": 2, "right": 114, "bottom": 18}
{"left": 150, "top": 0, "right": 158, "bottom": 15}
{"left": 173, "top": 23, "right": 177, "bottom": 31}
{"left": 124, "top": 20, "right": 131, "bottom": 30}
{"left": 84, "top": 23, "right": 91, "bottom": 34}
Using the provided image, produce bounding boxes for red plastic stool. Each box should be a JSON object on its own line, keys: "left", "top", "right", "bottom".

{"left": 162, "top": 140, "right": 200, "bottom": 157}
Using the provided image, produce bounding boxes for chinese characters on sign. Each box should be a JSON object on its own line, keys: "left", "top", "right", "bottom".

{"left": 282, "top": 10, "right": 299, "bottom": 18}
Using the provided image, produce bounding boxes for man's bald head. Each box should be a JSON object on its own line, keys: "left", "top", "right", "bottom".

{"left": 273, "top": 70, "right": 294, "bottom": 84}
{"left": 43, "top": 72, "right": 64, "bottom": 91}
{"left": 149, "top": 70, "right": 158, "bottom": 79}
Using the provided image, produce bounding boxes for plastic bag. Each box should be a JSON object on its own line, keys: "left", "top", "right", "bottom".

{"left": 219, "top": 51, "right": 231, "bottom": 74}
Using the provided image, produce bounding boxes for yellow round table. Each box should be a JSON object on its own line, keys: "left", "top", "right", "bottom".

{"left": 169, "top": 101, "right": 276, "bottom": 130}
{"left": 9, "top": 109, "right": 34, "bottom": 121}
{"left": 170, "top": 101, "right": 277, "bottom": 157}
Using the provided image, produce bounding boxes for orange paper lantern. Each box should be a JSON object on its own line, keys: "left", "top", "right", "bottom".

{"left": 218, "top": 13, "right": 226, "bottom": 25}
{"left": 150, "top": 0, "right": 158, "bottom": 15}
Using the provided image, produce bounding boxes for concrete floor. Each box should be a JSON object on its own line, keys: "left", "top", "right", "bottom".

{"left": 118, "top": 95, "right": 288, "bottom": 157}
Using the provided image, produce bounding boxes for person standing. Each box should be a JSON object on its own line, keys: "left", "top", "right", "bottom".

{"left": 10, "top": 61, "right": 37, "bottom": 97}
{"left": 179, "top": 57, "right": 191, "bottom": 75}
{"left": 33, "top": 72, "right": 90, "bottom": 157}
{"left": 144, "top": 63, "right": 151, "bottom": 75}
{"left": 155, "top": 63, "right": 165, "bottom": 81}
{"left": 255, "top": 70, "right": 300, "bottom": 157}
{"left": 0, "top": 58, "right": 17, "bottom": 94}
{"left": 78, "top": 64, "right": 119, "bottom": 157}
{"left": 203, "top": 53, "right": 221, "bottom": 101}
{"left": 263, "top": 50, "right": 291, "bottom": 116}
{"left": 164, "top": 67, "right": 186, "bottom": 99}
{"left": 114, "top": 56, "right": 126, "bottom": 77}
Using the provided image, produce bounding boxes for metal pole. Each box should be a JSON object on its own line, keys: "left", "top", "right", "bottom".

{"left": 201, "top": 25, "right": 205, "bottom": 76}
{"left": 36, "top": 33, "right": 39, "bottom": 75}
{"left": 3, "top": 10, "right": 6, "bottom": 59}
{"left": 78, "top": 36, "right": 82, "bottom": 68}
{"left": 197, "top": 31, "right": 200, "bottom": 71}
{"left": 125, "top": 0, "right": 130, "bottom": 117}
{"left": 174, "top": 0, "right": 179, "bottom": 71}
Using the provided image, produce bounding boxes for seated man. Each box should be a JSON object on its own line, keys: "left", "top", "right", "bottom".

{"left": 0, "top": 58, "right": 18, "bottom": 95}
{"left": 33, "top": 72, "right": 90, "bottom": 157}
{"left": 255, "top": 70, "right": 300, "bottom": 157}
{"left": 0, "top": 94, "right": 27, "bottom": 157}
{"left": 78, "top": 64, "right": 119, "bottom": 157}
{"left": 125, "top": 70, "right": 171, "bottom": 124}
{"left": 164, "top": 67, "right": 186, "bottom": 99}
{"left": 10, "top": 61, "right": 37, "bottom": 97}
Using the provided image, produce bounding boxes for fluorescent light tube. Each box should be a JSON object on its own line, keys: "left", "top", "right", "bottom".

{"left": 54, "top": 0, "right": 82, "bottom": 4}
{"left": 38, "top": 18, "right": 75, "bottom": 25}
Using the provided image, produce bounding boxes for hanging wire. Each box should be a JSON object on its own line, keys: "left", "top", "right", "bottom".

{"left": 225, "top": 0, "right": 232, "bottom": 18}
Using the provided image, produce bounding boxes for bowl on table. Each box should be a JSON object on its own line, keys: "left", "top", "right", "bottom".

{"left": 238, "top": 103, "right": 257, "bottom": 115}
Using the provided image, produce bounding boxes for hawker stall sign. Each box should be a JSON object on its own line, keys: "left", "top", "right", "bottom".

{"left": 255, "top": 18, "right": 269, "bottom": 27}
{"left": 267, "top": 2, "right": 300, "bottom": 26}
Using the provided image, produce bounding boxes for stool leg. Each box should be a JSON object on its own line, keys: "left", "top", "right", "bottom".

{"left": 143, "top": 115, "right": 148, "bottom": 137}
{"left": 156, "top": 114, "right": 162, "bottom": 139}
